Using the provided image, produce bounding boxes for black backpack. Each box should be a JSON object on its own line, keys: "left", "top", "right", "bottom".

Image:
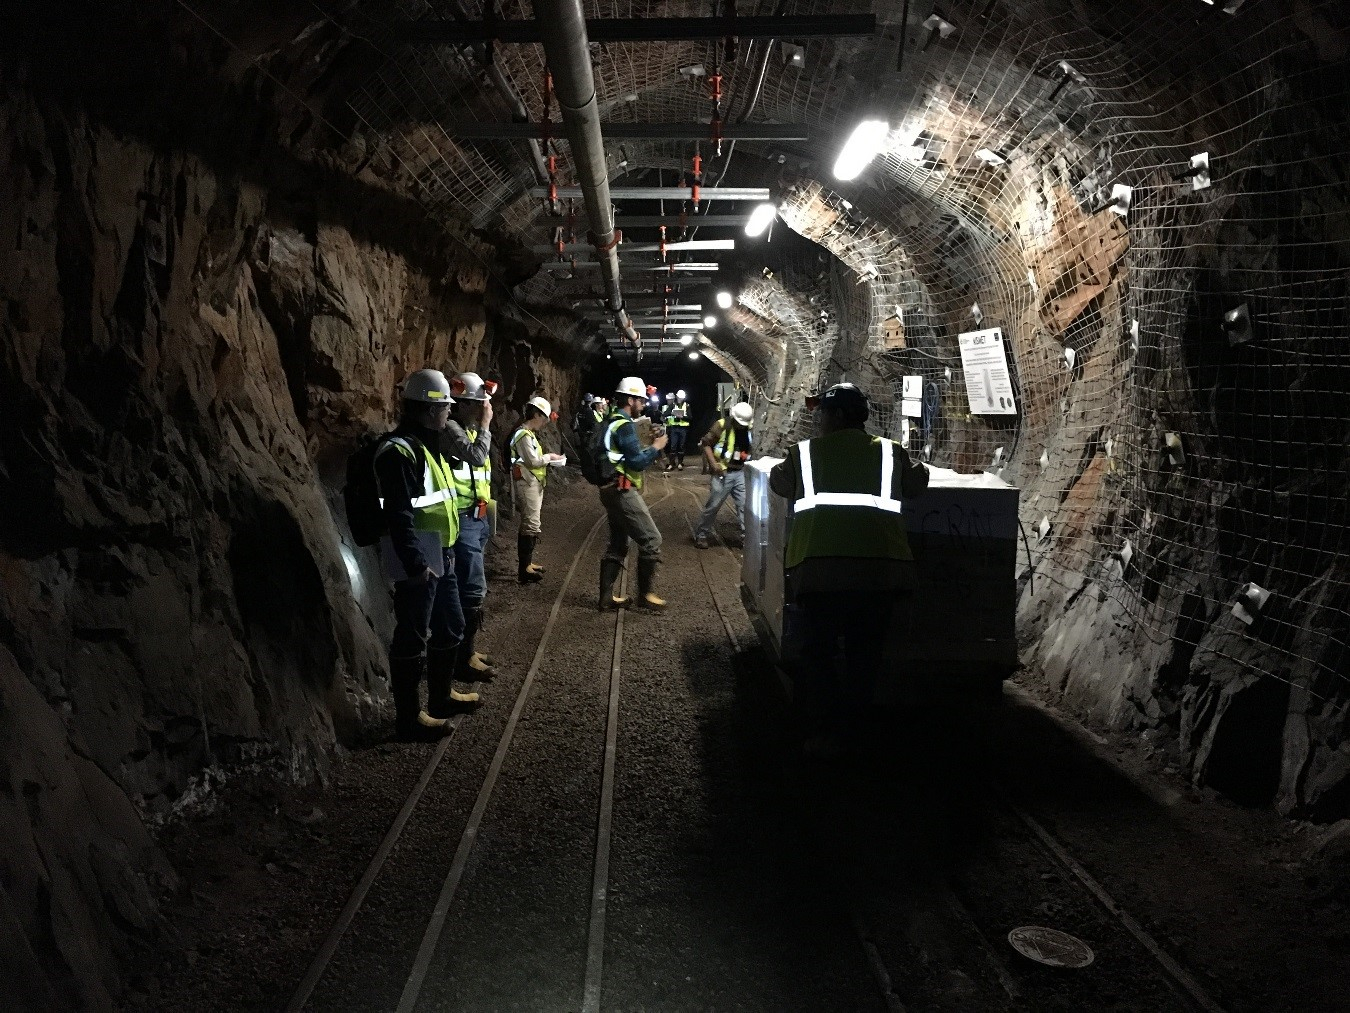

{"left": 580, "top": 416, "right": 618, "bottom": 486}
{"left": 343, "top": 433, "right": 422, "bottom": 546}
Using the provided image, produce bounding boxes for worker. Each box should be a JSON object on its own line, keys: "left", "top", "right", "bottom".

{"left": 574, "top": 393, "right": 598, "bottom": 440}
{"left": 768, "top": 382, "right": 929, "bottom": 757}
{"left": 693, "top": 400, "right": 754, "bottom": 549}
{"left": 598, "top": 376, "right": 669, "bottom": 611}
{"left": 511, "top": 395, "right": 564, "bottom": 583}
{"left": 662, "top": 390, "right": 692, "bottom": 470}
{"left": 445, "top": 372, "right": 498, "bottom": 684}
{"left": 374, "top": 368, "right": 482, "bottom": 742}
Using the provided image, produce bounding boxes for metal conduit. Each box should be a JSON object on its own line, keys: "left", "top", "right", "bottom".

{"left": 532, "top": 0, "right": 639, "bottom": 347}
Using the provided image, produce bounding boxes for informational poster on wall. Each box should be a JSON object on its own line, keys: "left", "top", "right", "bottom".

{"left": 958, "top": 327, "right": 1018, "bottom": 415}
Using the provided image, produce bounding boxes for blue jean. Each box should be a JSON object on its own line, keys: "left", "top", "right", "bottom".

{"left": 696, "top": 469, "right": 745, "bottom": 539}
{"left": 390, "top": 547, "right": 463, "bottom": 659}
{"left": 666, "top": 426, "right": 688, "bottom": 460}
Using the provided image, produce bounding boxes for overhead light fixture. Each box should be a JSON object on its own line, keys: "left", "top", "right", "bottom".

{"left": 703, "top": 315, "right": 718, "bottom": 328}
{"left": 716, "top": 290, "right": 733, "bottom": 309}
{"left": 679, "top": 334, "right": 694, "bottom": 346}
{"left": 744, "top": 202, "right": 777, "bottom": 237}
{"left": 688, "top": 351, "right": 700, "bottom": 360}
{"left": 832, "top": 119, "right": 889, "bottom": 181}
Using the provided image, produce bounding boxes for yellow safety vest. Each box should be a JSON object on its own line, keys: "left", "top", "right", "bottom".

{"left": 714, "top": 423, "right": 751, "bottom": 463}
{"left": 668, "top": 402, "right": 691, "bottom": 427}
{"left": 448, "top": 427, "right": 492, "bottom": 510}
{"left": 603, "top": 412, "right": 644, "bottom": 490}
{"left": 785, "top": 430, "right": 911, "bottom": 569}
{"left": 510, "top": 427, "right": 548, "bottom": 487}
{"left": 375, "top": 437, "right": 460, "bottom": 546}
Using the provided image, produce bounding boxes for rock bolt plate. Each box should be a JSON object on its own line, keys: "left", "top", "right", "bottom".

{"left": 1007, "top": 925, "right": 1095, "bottom": 968}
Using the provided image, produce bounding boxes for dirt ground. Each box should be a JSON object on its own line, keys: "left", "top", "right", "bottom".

{"left": 125, "top": 473, "right": 1350, "bottom": 1011}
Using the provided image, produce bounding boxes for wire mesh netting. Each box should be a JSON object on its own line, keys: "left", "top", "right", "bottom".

{"left": 293, "top": 0, "right": 1349, "bottom": 805}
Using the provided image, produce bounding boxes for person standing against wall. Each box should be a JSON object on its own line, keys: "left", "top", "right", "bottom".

{"left": 511, "top": 395, "right": 563, "bottom": 583}
{"left": 445, "top": 372, "right": 498, "bottom": 684}
{"left": 598, "top": 377, "right": 669, "bottom": 611}
{"left": 768, "top": 382, "right": 929, "bottom": 757}
{"left": 694, "top": 400, "right": 754, "bottom": 549}
{"left": 375, "top": 369, "right": 481, "bottom": 742}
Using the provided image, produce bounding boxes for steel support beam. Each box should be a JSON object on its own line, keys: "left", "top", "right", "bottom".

{"left": 443, "top": 121, "right": 808, "bottom": 141}
{"left": 533, "top": 240, "right": 735, "bottom": 255}
{"left": 397, "top": 15, "right": 876, "bottom": 44}
{"left": 539, "top": 214, "right": 752, "bottom": 229}
{"left": 529, "top": 186, "right": 769, "bottom": 201}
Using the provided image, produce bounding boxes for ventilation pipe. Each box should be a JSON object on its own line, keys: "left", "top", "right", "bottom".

{"left": 532, "top": 0, "right": 640, "bottom": 347}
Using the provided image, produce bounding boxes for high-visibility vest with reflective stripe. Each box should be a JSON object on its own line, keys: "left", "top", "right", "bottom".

{"left": 448, "top": 427, "right": 492, "bottom": 509}
{"left": 375, "top": 437, "right": 460, "bottom": 546}
{"left": 603, "top": 412, "right": 644, "bottom": 490}
{"left": 668, "top": 403, "right": 691, "bottom": 427}
{"left": 510, "top": 426, "right": 548, "bottom": 486}
{"left": 785, "top": 430, "right": 911, "bottom": 568}
{"left": 714, "top": 423, "right": 751, "bottom": 463}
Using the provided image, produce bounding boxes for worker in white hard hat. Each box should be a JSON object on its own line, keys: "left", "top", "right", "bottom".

{"left": 373, "top": 368, "right": 481, "bottom": 742}
{"left": 510, "top": 395, "right": 564, "bottom": 583}
{"left": 662, "top": 390, "right": 692, "bottom": 470}
{"left": 443, "top": 372, "right": 499, "bottom": 685}
{"left": 768, "top": 382, "right": 929, "bottom": 758}
{"left": 597, "top": 376, "right": 669, "bottom": 610}
{"left": 574, "top": 393, "right": 599, "bottom": 440}
{"left": 694, "top": 400, "right": 756, "bottom": 549}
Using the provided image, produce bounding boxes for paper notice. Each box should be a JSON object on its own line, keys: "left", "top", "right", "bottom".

{"left": 958, "top": 327, "right": 1018, "bottom": 415}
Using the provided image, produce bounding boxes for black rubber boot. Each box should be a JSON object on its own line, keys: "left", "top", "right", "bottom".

{"left": 427, "top": 646, "right": 480, "bottom": 719}
{"left": 518, "top": 535, "right": 544, "bottom": 583}
{"left": 598, "top": 559, "right": 629, "bottom": 611}
{"left": 456, "top": 607, "right": 497, "bottom": 682}
{"left": 637, "top": 558, "right": 667, "bottom": 611}
{"left": 390, "top": 655, "right": 450, "bottom": 742}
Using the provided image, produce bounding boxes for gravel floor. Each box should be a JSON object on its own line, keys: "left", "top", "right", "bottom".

{"left": 131, "top": 471, "right": 1350, "bottom": 1012}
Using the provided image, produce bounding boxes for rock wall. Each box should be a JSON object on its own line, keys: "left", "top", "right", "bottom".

{"left": 0, "top": 59, "right": 582, "bottom": 1007}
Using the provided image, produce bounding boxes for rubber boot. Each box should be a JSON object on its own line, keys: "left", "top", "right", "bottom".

{"left": 426, "top": 646, "right": 480, "bottom": 719}
{"left": 518, "top": 535, "right": 544, "bottom": 584}
{"left": 637, "top": 558, "right": 667, "bottom": 611}
{"left": 598, "top": 558, "right": 629, "bottom": 611}
{"left": 390, "top": 655, "right": 450, "bottom": 741}
{"left": 456, "top": 606, "right": 496, "bottom": 681}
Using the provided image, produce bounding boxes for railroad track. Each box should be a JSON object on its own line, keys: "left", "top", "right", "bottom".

{"left": 288, "top": 489, "right": 673, "bottom": 1012}
{"left": 679, "top": 474, "right": 1225, "bottom": 1013}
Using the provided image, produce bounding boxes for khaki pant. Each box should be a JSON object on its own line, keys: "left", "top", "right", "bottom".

{"left": 599, "top": 484, "right": 662, "bottom": 563}
{"left": 514, "top": 477, "right": 544, "bottom": 536}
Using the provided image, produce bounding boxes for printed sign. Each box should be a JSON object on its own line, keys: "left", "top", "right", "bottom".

{"left": 958, "top": 327, "right": 1018, "bottom": 415}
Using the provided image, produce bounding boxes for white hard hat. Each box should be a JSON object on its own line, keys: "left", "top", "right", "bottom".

{"left": 526, "top": 395, "right": 553, "bottom": 417}
{"left": 730, "top": 402, "right": 754, "bottom": 427}
{"left": 450, "top": 371, "right": 494, "bottom": 401}
{"left": 584, "top": 393, "right": 595, "bottom": 404}
{"left": 403, "top": 369, "right": 454, "bottom": 404}
{"left": 615, "top": 376, "right": 646, "bottom": 398}
{"left": 666, "top": 392, "right": 676, "bottom": 401}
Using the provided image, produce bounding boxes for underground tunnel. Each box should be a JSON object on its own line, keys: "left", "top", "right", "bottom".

{"left": 1, "top": 0, "right": 1349, "bottom": 1009}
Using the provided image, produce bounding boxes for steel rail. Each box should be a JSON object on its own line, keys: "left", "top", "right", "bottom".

{"left": 395, "top": 514, "right": 609, "bottom": 1011}
{"left": 286, "top": 506, "right": 608, "bottom": 1011}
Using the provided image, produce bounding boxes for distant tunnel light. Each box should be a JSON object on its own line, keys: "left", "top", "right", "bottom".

{"left": 744, "top": 202, "right": 778, "bottom": 237}
{"left": 833, "top": 119, "right": 889, "bottom": 181}
{"left": 689, "top": 351, "right": 700, "bottom": 360}
{"left": 716, "top": 290, "right": 733, "bottom": 309}
{"left": 703, "top": 315, "right": 718, "bottom": 328}
{"left": 679, "top": 334, "right": 694, "bottom": 346}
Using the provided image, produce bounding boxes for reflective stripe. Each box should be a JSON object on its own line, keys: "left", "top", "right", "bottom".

{"left": 378, "top": 489, "right": 456, "bottom": 509}
{"left": 794, "top": 437, "right": 901, "bottom": 514}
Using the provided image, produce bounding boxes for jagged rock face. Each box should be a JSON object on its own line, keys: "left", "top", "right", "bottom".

{"left": 0, "top": 77, "right": 579, "bottom": 1002}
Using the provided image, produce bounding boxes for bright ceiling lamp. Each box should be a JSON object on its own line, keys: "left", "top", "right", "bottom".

{"left": 833, "top": 118, "right": 890, "bottom": 181}
{"left": 716, "top": 290, "right": 733, "bottom": 309}
{"left": 679, "top": 334, "right": 694, "bottom": 346}
{"left": 703, "top": 315, "right": 718, "bottom": 328}
{"left": 744, "top": 202, "right": 777, "bottom": 237}
{"left": 688, "top": 351, "right": 700, "bottom": 360}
